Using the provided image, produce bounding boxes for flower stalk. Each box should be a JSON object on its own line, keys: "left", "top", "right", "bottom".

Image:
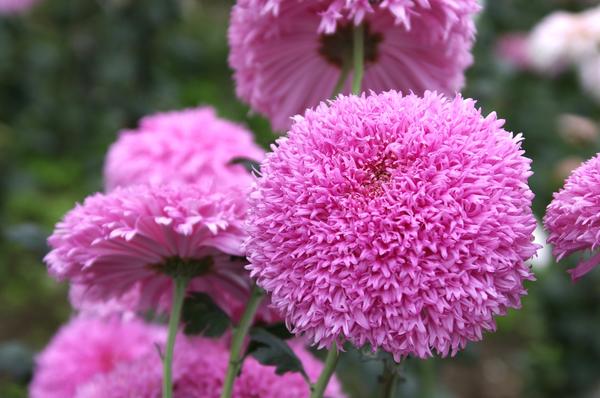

{"left": 352, "top": 24, "right": 365, "bottom": 95}
{"left": 220, "top": 284, "right": 264, "bottom": 398}
{"left": 310, "top": 342, "right": 340, "bottom": 398}
{"left": 163, "top": 276, "right": 188, "bottom": 398}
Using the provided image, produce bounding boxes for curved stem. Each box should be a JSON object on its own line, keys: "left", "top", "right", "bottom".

{"left": 220, "top": 284, "right": 264, "bottom": 398}
{"left": 162, "top": 276, "right": 188, "bottom": 398}
{"left": 352, "top": 24, "right": 365, "bottom": 95}
{"left": 310, "top": 342, "right": 340, "bottom": 398}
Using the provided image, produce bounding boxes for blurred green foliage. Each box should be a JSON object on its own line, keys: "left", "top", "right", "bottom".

{"left": 1, "top": 0, "right": 600, "bottom": 397}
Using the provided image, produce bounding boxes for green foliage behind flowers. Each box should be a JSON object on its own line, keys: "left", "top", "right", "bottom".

{"left": 1, "top": 0, "right": 600, "bottom": 397}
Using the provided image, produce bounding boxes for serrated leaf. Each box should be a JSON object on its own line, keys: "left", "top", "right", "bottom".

{"left": 229, "top": 157, "right": 261, "bottom": 174}
{"left": 247, "top": 328, "right": 308, "bottom": 379}
{"left": 182, "top": 292, "right": 231, "bottom": 337}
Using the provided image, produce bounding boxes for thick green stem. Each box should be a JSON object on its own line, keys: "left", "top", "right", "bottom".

{"left": 220, "top": 284, "right": 264, "bottom": 398}
{"left": 162, "top": 277, "right": 188, "bottom": 398}
{"left": 310, "top": 342, "right": 340, "bottom": 398}
{"left": 381, "top": 364, "right": 398, "bottom": 398}
{"left": 352, "top": 24, "right": 365, "bottom": 95}
{"left": 331, "top": 57, "right": 351, "bottom": 98}
{"left": 380, "top": 359, "right": 403, "bottom": 398}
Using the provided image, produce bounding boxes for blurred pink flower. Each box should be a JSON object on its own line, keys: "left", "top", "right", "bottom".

{"left": 104, "top": 107, "right": 264, "bottom": 192}
{"left": 495, "top": 33, "right": 532, "bottom": 70}
{"left": 545, "top": 153, "right": 600, "bottom": 281}
{"left": 246, "top": 91, "right": 538, "bottom": 359}
{"left": 44, "top": 183, "right": 264, "bottom": 319}
{"left": 229, "top": 0, "right": 480, "bottom": 131}
{"left": 76, "top": 336, "right": 344, "bottom": 398}
{"left": 0, "top": 0, "right": 38, "bottom": 15}
{"left": 29, "top": 317, "right": 163, "bottom": 398}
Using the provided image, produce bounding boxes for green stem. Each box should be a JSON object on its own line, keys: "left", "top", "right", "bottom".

{"left": 220, "top": 284, "right": 264, "bottom": 398}
{"left": 331, "top": 57, "right": 351, "bottom": 98}
{"left": 352, "top": 24, "right": 365, "bottom": 95}
{"left": 310, "top": 342, "right": 340, "bottom": 398}
{"left": 380, "top": 359, "right": 403, "bottom": 398}
{"left": 381, "top": 364, "right": 398, "bottom": 398}
{"left": 162, "top": 276, "right": 188, "bottom": 398}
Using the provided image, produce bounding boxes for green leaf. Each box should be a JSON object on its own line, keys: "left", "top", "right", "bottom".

{"left": 229, "top": 157, "right": 261, "bottom": 174}
{"left": 255, "top": 322, "right": 294, "bottom": 340}
{"left": 182, "top": 292, "right": 231, "bottom": 337}
{"left": 247, "top": 328, "right": 309, "bottom": 379}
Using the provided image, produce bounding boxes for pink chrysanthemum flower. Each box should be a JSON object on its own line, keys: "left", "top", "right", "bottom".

{"left": 104, "top": 107, "right": 264, "bottom": 192}
{"left": 0, "top": 0, "right": 38, "bottom": 15}
{"left": 44, "top": 183, "right": 264, "bottom": 319}
{"left": 76, "top": 336, "right": 344, "bottom": 398}
{"left": 544, "top": 153, "right": 600, "bottom": 281}
{"left": 246, "top": 91, "right": 538, "bottom": 359}
{"left": 29, "top": 317, "right": 164, "bottom": 398}
{"left": 229, "top": 0, "right": 480, "bottom": 131}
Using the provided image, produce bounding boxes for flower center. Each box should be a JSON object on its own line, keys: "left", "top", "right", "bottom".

{"left": 149, "top": 256, "right": 214, "bottom": 279}
{"left": 363, "top": 154, "right": 397, "bottom": 197}
{"left": 318, "top": 22, "right": 383, "bottom": 68}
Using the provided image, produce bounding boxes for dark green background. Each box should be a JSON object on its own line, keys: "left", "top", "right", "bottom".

{"left": 1, "top": 0, "right": 599, "bottom": 397}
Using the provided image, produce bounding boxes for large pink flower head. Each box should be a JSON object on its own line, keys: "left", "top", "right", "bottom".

{"left": 76, "top": 336, "right": 344, "bottom": 398}
{"left": 0, "top": 0, "right": 38, "bottom": 15}
{"left": 544, "top": 153, "right": 600, "bottom": 281}
{"left": 29, "top": 317, "right": 164, "bottom": 398}
{"left": 245, "top": 91, "right": 538, "bottom": 359}
{"left": 104, "top": 106, "right": 264, "bottom": 192}
{"left": 229, "top": 0, "right": 480, "bottom": 131}
{"left": 44, "top": 183, "right": 263, "bottom": 319}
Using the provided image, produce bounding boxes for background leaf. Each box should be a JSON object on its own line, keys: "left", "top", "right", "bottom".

{"left": 182, "top": 292, "right": 231, "bottom": 337}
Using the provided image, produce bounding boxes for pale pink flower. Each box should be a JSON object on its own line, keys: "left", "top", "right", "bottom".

{"left": 29, "top": 317, "right": 164, "bottom": 398}
{"left": 495, "top": 33, "right": 532, "bottom": 70}
{"left": 229, "top": 0, "right": 480, "bottom": 131}
{"left": 76, "top": 336, "right": 344, "bottom": 398}
{"left": 0, "top": 0, "right": 38, "bottom": 15}
{"left": 44, "top": 183, "right": 261, "bottom": 319}
{"left": 246, "top": 91, "right": 538, "bottom": 359}
{"left": 104, "top": 107, "right": 264, "bottom": 192}
{"left": 544, "top": 153, "right": 600, "bottom": 281}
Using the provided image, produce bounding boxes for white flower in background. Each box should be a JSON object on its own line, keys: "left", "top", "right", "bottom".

{"left": 578, "top": 55, "right": 600, "bottom": 103}
{"left": 527, "top": 6, "right": 600, "bottom": 73}
{"left": 529, "top": 221, "right": 552, "bottom": 271}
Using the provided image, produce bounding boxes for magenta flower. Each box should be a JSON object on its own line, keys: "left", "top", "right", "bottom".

{"left": 44, "top": 183, "right": 265, "bottom": 319}
{"left": 29, "top": 317, "right": 164, "bottom": 398}
{"left": 75, "top": 336, "right": 344, "bottom": 398}
{"left": 0, "top": 0, "right": 39, "bottom": 15}
{"left": 229, "top": 0, "right": 480, "bottom": 131}
{"left": 104, "top": 107, "right": 264, "bottom": 192}
{"left": 544, "top": 153, "right": 600, "bottom": 281}
{"left": 245, "top": 91, "right": 538, "bottom": 359}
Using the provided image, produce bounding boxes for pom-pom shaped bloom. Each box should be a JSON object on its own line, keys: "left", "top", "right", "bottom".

{"left": 544, "top": 153, "right": 600, "bottom": 281}
{"left": 76, "top": 336, "right": 344, "bottom": 398}
{"left": 0, "top": 0, "right": 38, "bottom": 15}
{"left": 246, "top": 91, "right": 538, "bottom": 359}
{"left": 104, "top": 107, "right": 264, "bottom": 192}
{"left": 29, "top": 317, "right": 163, "bottom": 398}
{"left": 229, "top": 0, "right": 480, "bottom": 131}
{"left": 45, "top": 183, "right": 263, "bottom": 319}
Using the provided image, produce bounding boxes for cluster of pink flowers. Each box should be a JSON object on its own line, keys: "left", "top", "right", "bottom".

{"left": 35, "top": 0, "right": 600, "bottom": 396}
{"left": 30, "top": 317, "right": 344, "bottom": 398}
